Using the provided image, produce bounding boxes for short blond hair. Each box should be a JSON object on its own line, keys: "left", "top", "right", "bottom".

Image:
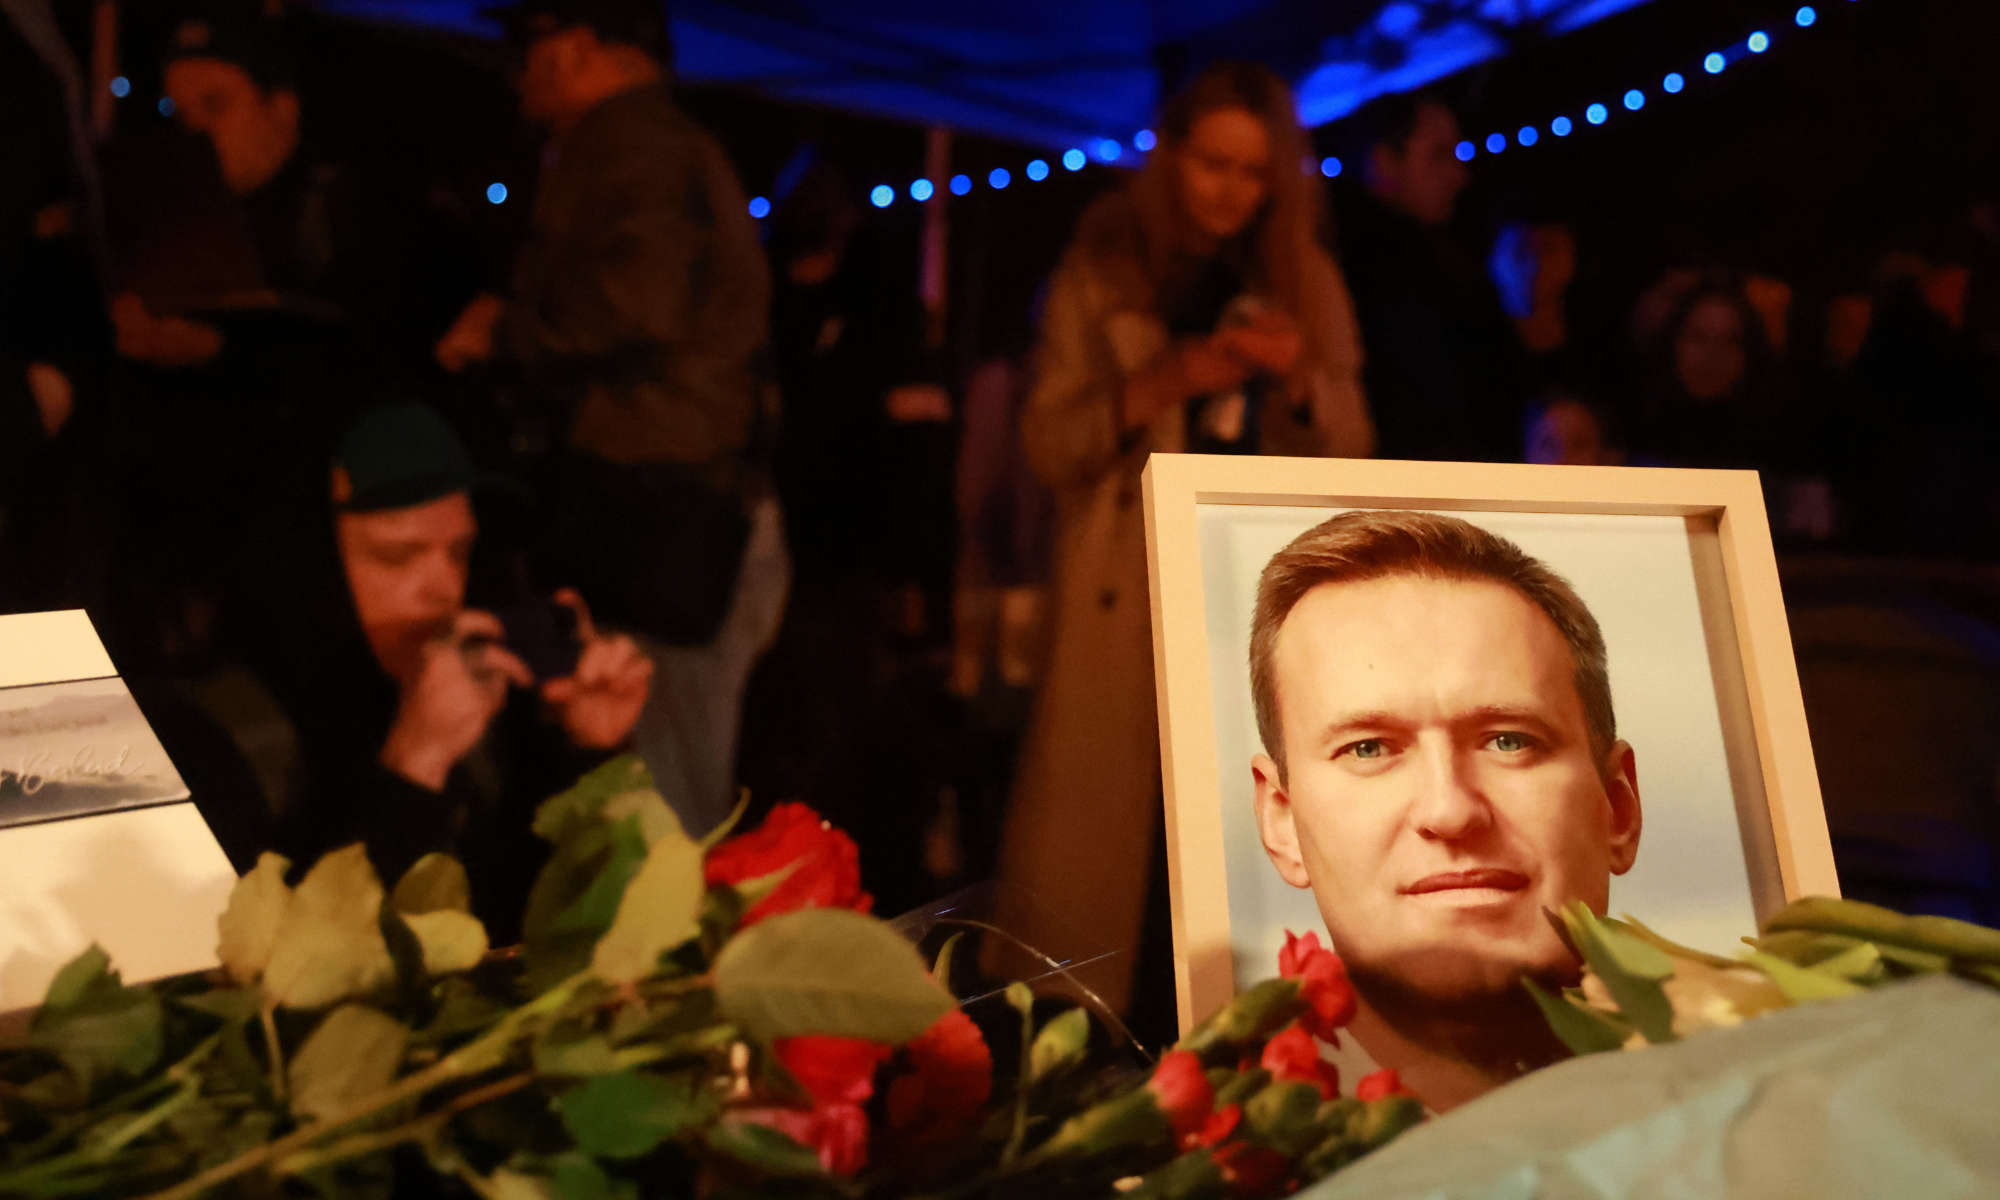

{"left": 1250, "top": 511, "right": 1614, "bottom": 778}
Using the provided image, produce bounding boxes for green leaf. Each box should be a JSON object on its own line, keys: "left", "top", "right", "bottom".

{"left": 288, "top": 1004, "right": 410, "bottom": 1123}
{"left": 174, "top": 988, "right": 262, "bottom": 1026}
{"left": 701, "top": 1120, "right": 826, "bottom": 1177}
{"left": 534, "top": 756, "right": 656, "bottom": 844}
{"left": 390, "top": 854, "right": 470, "bottom": 914}
{"left": 216, "top": 852, "right": 292, "bottom": 983}
{"left": 1522, "top": 977, "right": 1631, "bottom": 1055}
{"left": 1743, "top": 951, "right": 1867, "bottom": 1003}
{"left": 264, "top": 847, "right": 395, "bottom": 1009}
{"left": 547, "top": 1153, "right": 635, "bottom": 1200}
{"left": 590, "top": 826, "right": 705, "bottom": 985}
{"left": 551, "top": 819, "right": 649, "bottom": 935}
{"left": 420, "top": 979, "right": 509, "bottom": 1043}
{"left": 30, "top": 947, "right": 165, "bottom": 1087}
{"left": 1029, "top": 1007, "right": 1090, "bottom": 1086}
{"left": 405, "top": 911, "right": 489, "bottom": 975}
{"left": 1563, "top": 902, "right": 1676, "bottom": 1044}
{"left": 602, "top": 790, "right": 686, "bottom": 848}
{"left": 556, "top": 1070, "right": 717, "bottom": 1159}
{"left": 713, "top": 909, "right": 955, "bottom": 1044}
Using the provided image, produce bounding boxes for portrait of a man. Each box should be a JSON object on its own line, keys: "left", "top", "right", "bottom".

{"left": 1248, "top": 510, "right": 1643, "bottom": 1110}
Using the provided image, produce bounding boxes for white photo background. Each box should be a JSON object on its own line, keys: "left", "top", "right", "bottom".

{"left": 1197, "top": 505, "right": 1761, "bottom": 992}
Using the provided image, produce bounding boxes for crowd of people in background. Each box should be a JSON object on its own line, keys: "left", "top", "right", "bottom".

{"left": 6, "top": 1, "right": 2000, "bottom": 1044}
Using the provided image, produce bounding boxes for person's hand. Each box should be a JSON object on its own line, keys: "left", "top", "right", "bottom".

{"left": 1217, "top": 310, "right": 1303, "bottom": 375}
{"left": 540, "top": 590, "right": 654, "bottom": 751}
{"left": 1121, "top": 336, "right": 1255, "bottom": 430}
{"left": 379, "top": 610, "right": 532, "bottom": 791}
{"left": 111, "top": 292, "right": 224, "bottom": 367}
{"left": 435, "top": 292, "right": 506, "bottom": 372}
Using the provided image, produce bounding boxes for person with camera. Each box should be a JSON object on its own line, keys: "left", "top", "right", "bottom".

{"left": 222, "top": 405, "right": 651, "bottom": 939}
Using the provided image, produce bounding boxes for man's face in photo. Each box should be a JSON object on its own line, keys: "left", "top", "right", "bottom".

{"left": 1255, "top": 573, "right": 1641, "bottom": 1006}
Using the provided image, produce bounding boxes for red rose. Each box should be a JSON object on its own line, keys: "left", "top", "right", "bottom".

{"left": 1355, "top": 1068, "right": 1409, "bottom": 1103}
{"left": 773, "top": 1035, "right": 891, "bottom": 1107}
{"left": 1259, "top": 1022, "right": 1339, "bottom": 1100}
{"left": 1208, "top": 1136, "right": 1288, "bottom": 1192}
{"left": 1185, "top": 1102, "right": 1242, "bottom": 1150}
{"left": 735, "top": 1103, "right": 870, "bottom": 1176}
{"left": 704, "top": 803, "right": 873, "bottom": 925}
{"left": 1278, "top": 930, "right": 1357, "bottom": 1042}
{"left": 1214, "top": 1142, "right": 1292, "bottom": 1198}
{"left": 1146, "top": 1049, "right": 1216, "bottom": 1142}
{"left": 886, "top": 1008, "right": 993, "bottom": 1146}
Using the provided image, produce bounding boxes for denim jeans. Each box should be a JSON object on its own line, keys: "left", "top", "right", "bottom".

{"left": 631, "top": 496, "right": 790, "bottom": 835}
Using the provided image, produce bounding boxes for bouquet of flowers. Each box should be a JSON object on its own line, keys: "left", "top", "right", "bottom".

{"left": 0, "top": 759, "right": 1419, "bottom": 1199}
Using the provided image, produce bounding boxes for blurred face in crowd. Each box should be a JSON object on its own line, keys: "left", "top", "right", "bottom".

{"left": 335, "top": 484, "right": 476, "bottom": 681}
{"left": 517, "top": 27, "right": 592, "bottom": 126}
{"left": 1525, "top": 399, "right": 1610, "bottom": 466}
{"left": 1174, "top": 106, "right": 1273, "bottom": 244}
{"left": 163, "top": 58, "right": 300, "bottom": 194}
{"left": 1673, "top": 296, "right": 1749, "bottom": 401}
{"left": 1255, "top": 575, "right": 1641, "bottom": 1008}
{"left": 1370, "top": 102, "right": 1468, "bottom": 227}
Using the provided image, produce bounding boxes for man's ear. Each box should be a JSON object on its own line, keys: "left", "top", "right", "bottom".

{"left": 1603, "top": 740, "right": 1642, "bottom": 875}
{"left": 1253, "top": 752, "right": 1312, "bottom": 889}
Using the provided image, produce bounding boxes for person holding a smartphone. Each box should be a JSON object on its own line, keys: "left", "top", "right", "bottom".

{"left": 228, "top": 404, "right": 652, "bottom": 940}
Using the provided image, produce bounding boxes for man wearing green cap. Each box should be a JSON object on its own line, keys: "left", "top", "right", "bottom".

{"left": 237, "top": 404, "right": 652, "bottom": 936}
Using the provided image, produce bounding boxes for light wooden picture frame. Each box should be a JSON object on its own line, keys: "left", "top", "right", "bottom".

{"left": 1142, "top": 454, "right": 1839, "bottom": 1034}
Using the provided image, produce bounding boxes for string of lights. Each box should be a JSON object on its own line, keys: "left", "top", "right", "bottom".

{"left": 735, "top": 0, "right": 1850, "bottom": 221}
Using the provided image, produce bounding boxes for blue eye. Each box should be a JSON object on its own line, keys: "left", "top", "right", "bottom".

{"left": 1349, "top": 740, "right": 1384, "bottom": 760}
{"left": 1490, "top": 732, "right": 1530, "bottom": 752}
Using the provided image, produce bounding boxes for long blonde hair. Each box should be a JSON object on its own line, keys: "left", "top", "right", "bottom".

{"left": 1073, "top": 61, "right": 1331, "bottom": 372}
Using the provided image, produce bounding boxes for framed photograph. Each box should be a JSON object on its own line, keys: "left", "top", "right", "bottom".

{"left": 1142, "top": 454, "right": 1839, "bottom": 1048}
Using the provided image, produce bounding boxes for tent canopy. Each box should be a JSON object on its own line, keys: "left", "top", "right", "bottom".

{"left": 312, "top": 0, "right": 1653, "bottom": 151}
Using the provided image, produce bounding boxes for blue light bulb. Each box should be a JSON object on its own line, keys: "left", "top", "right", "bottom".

{"left": 158, "top": 96, "right": 175, "bottom": 117}
{"left": 1026, "top": 159, "right": 1050, "bottom": 182}
{"left": 1551, "top": 116, "right": 1573, "bottom": 137}
{"left": 1623, "top": 89, "right": 1645, "bottom": 111}
{"left": 1748, "top": 30, "right": 1770, "bottom": 53}
{"left": 870, "top": 185, "right": 894, "bottom": 208}
{"left": 949, "top": 174, "right": 972, "bottom": 196}
{"left": 1095, "top": 138, "right": 1121, "bottom": 162}
{"left": 1517, "top": 125, "right": 1538, "bottom": 147}
{"left": 1585, "top": 103, "right": 1608, "bottom": 125}
{"left": 747, "top": 195, "right": 770, "bottom": 219}
{"left": 110, "top": 76, "right": 131, "bottom": 98}
{"left": 1134, "top": 129, "right": 1157, "bottom": 152}
{"left": 1320, "top": 156, "right": 1342, "bottom": 177}
{"left": 910, "top": 178, "right": 934, "bottom": 202}
{"left": 1062, "top": 148, "right": 1087, "bottom": 172}
{"left": 486, "top": 182, "right": 508, "bottom": 205}
{"left": 1795, "top": 6, "right": 1817, "bottom": 27}
{"left": 1485, "top": 132, "right": 1507, "bottom": 154}
{"left": 1455, "top": 140, "right": 1475, "bottom": 162}
{"left": 1705, "top": 52, "right": 1727, "bottom": 74}
{"left": 1664, "top": 72, "right": 1685, "bottom": 94}
{"left": 987, "top": 168, "right": 1011, "bottom": 190}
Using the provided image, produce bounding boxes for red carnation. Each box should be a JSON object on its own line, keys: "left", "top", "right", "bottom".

{"left": 1278, "top": 930, "right": 1357, "bottom": 1042}
{"left": 773, "top": 1035, "right": 892, "bottom": 1107}
{"left": 1185, "top": 1102, "right": 1242, "bottom": 1151}
{"left": 1355, "top": 1068, "right": 1409, "bottom": 1102}
{"left": 1260, "top": 1022, "right": 1339, "bottom": 1100}
{"left": 886, "top": 1009, "right": 994, "bottom": 1145}
{"left": 1146, "top": 1049, "right": 1216, "bottom": 1142}
{"left": 704, "top": 802, "right": 873, "bottom": 925}
{"left": 1214, "top": 1141, "right": 1292, "bottom": 1198}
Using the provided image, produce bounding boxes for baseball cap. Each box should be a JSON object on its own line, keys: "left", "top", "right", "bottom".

{"left": 485, "top": 0, "right": 672, "bottom": 61}
{"left": 162, "top": 14, "right": 297, "bottom": 91}
{"left": 332, "top": 404, "right": 477, "bottom": 514}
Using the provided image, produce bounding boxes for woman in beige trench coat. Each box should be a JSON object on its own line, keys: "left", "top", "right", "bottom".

{"left": 995, "top": 62, "right": 1374, "bottom": 1020}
